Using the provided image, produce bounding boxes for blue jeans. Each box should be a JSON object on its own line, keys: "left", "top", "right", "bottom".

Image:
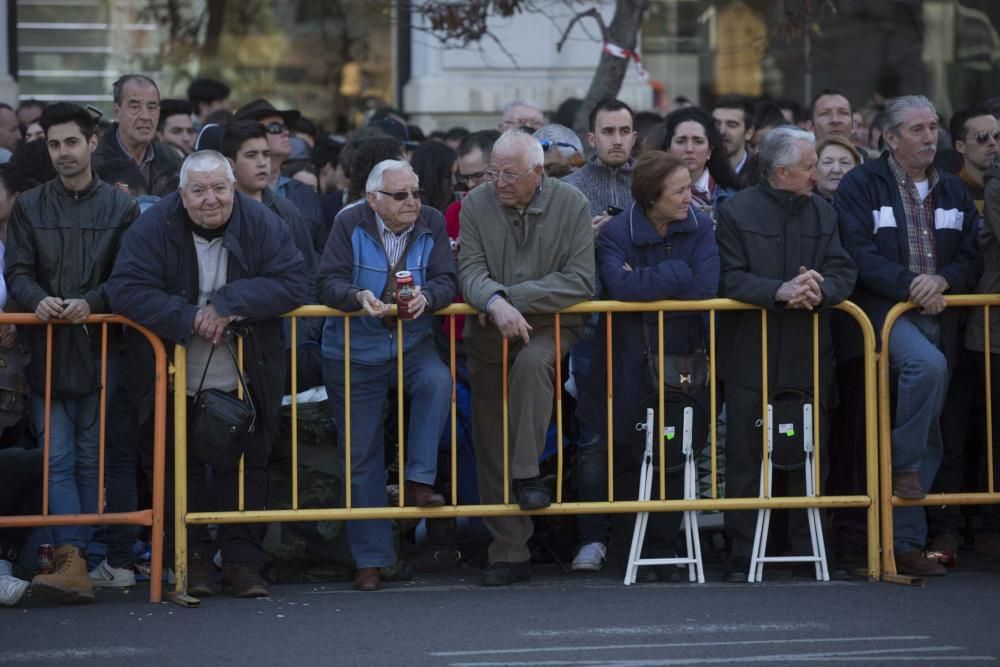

{"left": 888, "top": 313, "right": 947, "bottom": 552}
{"left": 31, "top": 391, "right": 102, "bottom": 549}
{"left": 324, "top": 338, "right": 452, "bottom": 568}
{"left": 575, "top": 426, "right": 610, "bottom": 546}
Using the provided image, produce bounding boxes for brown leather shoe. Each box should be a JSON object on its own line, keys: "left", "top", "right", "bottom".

{"left": 404, "top": 481, "right": 445, "bottom": 508}
{"left": 892, "top": 471, "right": 926, "bottom": 500}
{"left": 896, "top": 550, "right": 946, "bottom": 577}
{"left": 353, "top": 567, "right": 380, "bottom": 591}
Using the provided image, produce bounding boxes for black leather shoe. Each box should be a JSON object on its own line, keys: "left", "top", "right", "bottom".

{"left": 481, "top": 561, "right": 531, "bottom": 587}
{"left": 723, "top": 556, "right": 750, "bottom": 583}
{"left": 512, "top": 477, "right": 551, "bottom": 511}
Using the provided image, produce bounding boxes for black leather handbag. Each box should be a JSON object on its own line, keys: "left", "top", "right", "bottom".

{"left": 188, "top": 340, "right": 256, "bottom": 470}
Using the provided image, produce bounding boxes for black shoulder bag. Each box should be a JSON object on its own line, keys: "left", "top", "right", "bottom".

{"left": 188, "top": 340, "right": 256, "bottom": 470}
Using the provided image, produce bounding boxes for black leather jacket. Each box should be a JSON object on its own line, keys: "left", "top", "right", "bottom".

{"left": 5, "top": 173, "right": 139, "bottom": 313}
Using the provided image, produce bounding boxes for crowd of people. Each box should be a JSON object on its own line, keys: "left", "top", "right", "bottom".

{"left": 0, "top": 75, "right": 998, "bottom": 606}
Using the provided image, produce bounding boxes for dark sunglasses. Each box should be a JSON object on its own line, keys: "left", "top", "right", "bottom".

{"left": 973, "top": 129, "right": 1000, "bottom": 145}
{"left": 264, "top": 122, "right": 288, "bottom": 135}
{"left": 456, "top": 169, "right": 487, "bottom": 184}
{"left": 378, "top": 189, "right": 425, "bottom": 201}
{"left": 538, "top": 138, "right": 579, "bottom": 153}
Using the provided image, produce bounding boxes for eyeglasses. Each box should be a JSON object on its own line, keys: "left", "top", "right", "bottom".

{"left": 483, "top": 167, "right": 525, "bottom": 184}
{"left": 264, "top": 122, "right": 288, "bottom": 135}
{"left": 538, "top": 139, "right": 579, "bottom": 153}
{"left": 974, "top": 129, "right": 1000, "bottom": 145}
{"left": 456, "top": 169, "right": 487, "bottom": 185}
{"left": 378, "top": 189, "right": 424, "bottom": 201}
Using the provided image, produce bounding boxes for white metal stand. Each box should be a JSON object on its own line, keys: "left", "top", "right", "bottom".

{"left": 748, "top": 403, "right": 829, "bottom": 582}
{"left": 625, "top": 407, "right": 705, "bottom": 585}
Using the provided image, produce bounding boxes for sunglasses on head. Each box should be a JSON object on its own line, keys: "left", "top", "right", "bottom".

{"left": 264, "top": 122, "right": 288, "bottom": 135}
{"left": 973, "top": 129, "right": 1000, "bottom": 145}
{"left": 378, "top": 189, "right": 425, "bottom": 201}
{"left": 538, "top": 138, "right": 579, "bottom": 153}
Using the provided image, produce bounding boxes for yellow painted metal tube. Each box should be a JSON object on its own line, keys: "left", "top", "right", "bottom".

{"left": 985, "top": 306, "right": 994, "bottom": 494}
{"left": 710, "top": 310, "right": 717, "bottom": 498}
{"left": 344, "top": 317, "right": 352, "bottom": 509}
{"left": 449, "top": 316, "right": 458, "bottom": 506}
{"left": 397, "top": 318, "right": 405, "bottom": 507}
{"left": 291, "top": 317, "right": 298, "bottom": 510}
{"left": 606, "top": 311, "right": 614, "bottom": 502}
{"left": 761, "top": 310, "right": 769, "bottom": 498}
{"left": 502, "top": 338, "right": 509, "bottom": 506}
{"left": 237, "top": 336, "right": 245, "bottom": 512}
{"left": 812, "top": 314, "right": 821, "bottom": 496}
{"left": 554, "top": 314, "right": 563, "bottom": 504}
{"left": 173, "top": 345, "right": 189, "bottom": 596}
{"left": 658, "top": 310, "right": 665, "bottom": 501}
{"left": 183, "top": 494, "right": 874, "bottom": 524}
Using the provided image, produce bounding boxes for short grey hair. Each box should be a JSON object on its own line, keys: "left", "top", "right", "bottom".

{"left": 532, "top": 124, "right": 583, "bottom": 159}
{"left": 881, "top": 95, "right": 937, "bottom": 136}
{"left": 492, "top": 129, "right": 545, "bottom": 169}
{"left": 112, "top": 74, "right": 159, "bottom": 106}
{"left": 502, "top": 99, "right": 542, "bottom": 117}
{"left": 179, "top": 150, "right": 235, "bottom": 189}
{"left": 366, "top": 159, "right": 418, "bottom": 195}
{"left": 759, "top": 126, "right": 816, "bottom": 179}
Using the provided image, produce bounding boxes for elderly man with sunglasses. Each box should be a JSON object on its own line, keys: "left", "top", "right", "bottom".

{"left": 458, "top": 129, "right": 595, "bottom": 586}
{"left": 318, "top": 159, "right": 457, "bottom": 592}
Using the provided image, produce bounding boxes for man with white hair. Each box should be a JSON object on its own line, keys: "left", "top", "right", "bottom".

{"left": 836, "top": 96, "right": 980, "bottom": 577}
{"left": 716, "top": 125, "right": 857, "bottom": 583}
{"left": 108, "top": 150, "right": 307, "bottom": 598}
{"left": 498, "top": 100, "right": 545, "bottom": 132}
{"left": 317, "top": 159, "right": 457, "bottom": 592}
{"left": 458, "top": 129, "right": 595, "bottom": 586}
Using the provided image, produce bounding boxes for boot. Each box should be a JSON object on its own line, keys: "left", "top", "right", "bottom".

{"left": 30, "top": 545, "right": 95, "bottom": 603}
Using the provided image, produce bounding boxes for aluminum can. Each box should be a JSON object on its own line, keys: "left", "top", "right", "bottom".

{"left": 395, "top": 271, "right": 416, "bottom": 320}
{"left": 37, "top": 544, "right": 55, "bottom": 574}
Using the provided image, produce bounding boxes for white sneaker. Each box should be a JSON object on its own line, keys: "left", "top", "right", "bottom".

{"left": 88, "top": 559, "right": 136, "bottom": 588}
{"left": 0, "top": 574, "right": 29, "bottom": 606}
{"left": 572, "top": 542, "right": 607, "bottom": 572}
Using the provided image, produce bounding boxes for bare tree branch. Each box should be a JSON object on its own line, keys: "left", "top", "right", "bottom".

{"left": 555, "top": 7, "right": 608, "bottom": 53}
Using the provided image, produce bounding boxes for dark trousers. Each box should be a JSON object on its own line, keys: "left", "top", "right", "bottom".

{"left": 724, "top": 383, "right": 830, "bottom": 559}
{"left": 138, "top": 396, "right": 270, "bottom": 569}
{"left": 0, "top": 448, "right": 44, "bottom": 561}
{"left": 100, "top": 375, "right": 140, "bottom": 567}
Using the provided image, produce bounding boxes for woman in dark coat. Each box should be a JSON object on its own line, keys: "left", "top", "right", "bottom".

{"left": 575, "top": 151, "right": 720, "bottom": 581}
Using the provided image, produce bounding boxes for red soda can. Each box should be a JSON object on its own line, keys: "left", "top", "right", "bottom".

{"left": 395, "top": 271, "right": 416, "bottom": 320}
{"left": 37, "top": 544, "right": 55, "bottom": 574}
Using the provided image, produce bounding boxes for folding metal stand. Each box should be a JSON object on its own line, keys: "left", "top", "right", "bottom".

{"left": 748, "top": 403, "right": 829, "bottom": 582}
{"left": 625, "top": 407, "right": 705, "bottom": 585}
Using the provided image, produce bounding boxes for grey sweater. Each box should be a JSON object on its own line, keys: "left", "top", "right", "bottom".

{"left": 562, "top": 154, "right": 635, "bottom": 216}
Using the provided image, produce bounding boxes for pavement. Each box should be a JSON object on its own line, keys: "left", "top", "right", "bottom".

{"left": 2, "top": 552, "right": 1000, "bottom": 666}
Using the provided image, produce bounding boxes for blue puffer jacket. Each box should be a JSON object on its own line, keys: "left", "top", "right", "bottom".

{"left": 317, "top": 201, "right": 457, "bottom": 365}
{"left": 834, "top": 153, "right": 980, "bottom": 358}
{"left": 576, "top": 202, "right": 720, "bottom": 439}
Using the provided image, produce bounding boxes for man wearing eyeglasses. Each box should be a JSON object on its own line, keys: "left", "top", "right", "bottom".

{"left": 92, "top": 74, "right": 181, "bottom": 197}
{"left": 235, "top": 99, "right": 324, "bottom": 261}
{"left": 458, "top": 129, "right": 595, "bottom": 586}
{"left": 950, "top": 105, "right": 999, "bottom": 214}
{"left": 318, "top": 159, "right": 457, "bottom": 592}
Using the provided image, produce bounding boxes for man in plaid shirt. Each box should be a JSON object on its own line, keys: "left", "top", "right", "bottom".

{"left": 835, "top": 95, "right": 980, "bottom": 578}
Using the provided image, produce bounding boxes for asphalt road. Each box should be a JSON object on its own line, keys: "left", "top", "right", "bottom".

{"left": 2, "top": 556, "right": 999, "bottom": 666}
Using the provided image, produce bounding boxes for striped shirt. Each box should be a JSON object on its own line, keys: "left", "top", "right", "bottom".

{"left": 888, "top": 155, "right": 938, "bottom": 275}
{"left": 375, "top": 212, "right": 414, "bottom": 268}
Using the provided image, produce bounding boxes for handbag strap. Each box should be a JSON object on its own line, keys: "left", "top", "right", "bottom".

{"left": 194, "top": 338, "right": 256, "bottom": 418}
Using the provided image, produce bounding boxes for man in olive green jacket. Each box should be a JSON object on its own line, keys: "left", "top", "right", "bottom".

{"left": 458, "top": 129, "right": 595, "bottom": 586}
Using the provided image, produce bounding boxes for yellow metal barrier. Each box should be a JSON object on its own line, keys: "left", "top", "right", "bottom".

{"left": 170, "top": 298, "right": 881, "bottom": 595}
{"left": 878, "top": 295, "right": 1000, "bottom": 581}
{"left": 0, "top": 314, "right": 168, "bottom": 603}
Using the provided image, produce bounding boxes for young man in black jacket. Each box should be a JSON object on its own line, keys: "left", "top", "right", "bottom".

{"left": 5, "top": 103, "right": 139, "bottom": 603}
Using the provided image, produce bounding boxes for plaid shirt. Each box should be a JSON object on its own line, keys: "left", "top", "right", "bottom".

{"left": 888, "top": 155, "right": 938, "bottom": 275}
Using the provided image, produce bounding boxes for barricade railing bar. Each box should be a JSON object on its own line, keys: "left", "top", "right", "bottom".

{"left": 0, "top": 314, "right": 168, "bottom": 603}
{"left": 170, "top": 298, "right": 881, "bottom": 597}
{"left": 878, "top": 295, "right": 1000, "bottom": 582}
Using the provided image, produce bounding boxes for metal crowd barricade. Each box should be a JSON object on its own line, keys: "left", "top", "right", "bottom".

{"left": 0, "top": 314, "right": 168, "bottom": 603}
{"left": 878, "top": 295, "right": 1000, "bottom": 584}
{"left": 170, "top": 298, "right": 881, "bottom": 599}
